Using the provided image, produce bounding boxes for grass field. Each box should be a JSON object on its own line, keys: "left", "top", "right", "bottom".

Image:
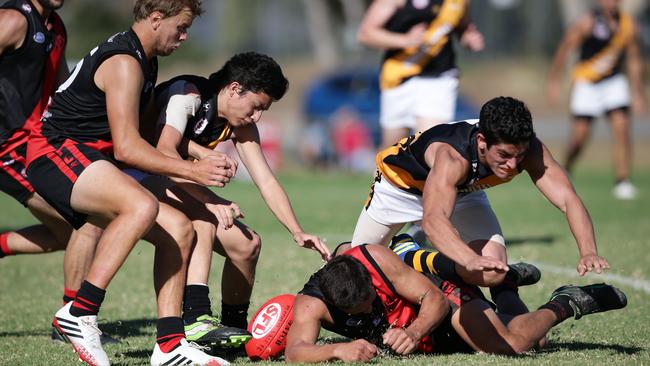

{"left": 0, "top": 163, "right": 649, "bottom": 365}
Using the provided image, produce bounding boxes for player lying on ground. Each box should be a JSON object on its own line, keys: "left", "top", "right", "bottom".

{"left": 284, "top": 243, "right": 627, "bottom": 363}
{"left": 144, "top": 51, "right": 331, "bottom": 349}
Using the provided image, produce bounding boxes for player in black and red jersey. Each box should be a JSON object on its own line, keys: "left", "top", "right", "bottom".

{"left": 24, "top": 1, "right": 234, "bottom": 365}
{"left": 0, "top": 0, "right": 109, "bottom": 343}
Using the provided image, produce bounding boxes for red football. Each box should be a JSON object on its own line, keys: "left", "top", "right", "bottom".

{"left": 245, "top": 294, "right": 295, "bottom": 361}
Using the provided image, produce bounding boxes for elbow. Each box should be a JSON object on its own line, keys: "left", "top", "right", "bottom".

{"left": 112, "top": 145, "right": 133, "bottom": 164}
{"left": 284, "top": 347, "right": 299, "bottom": 364}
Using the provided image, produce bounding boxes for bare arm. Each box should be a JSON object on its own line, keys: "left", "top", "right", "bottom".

{"left": 285, "top": 295, "right": 378, "bottom": 363}
{"left": 369, "top": 246, "right": 449, "bottom": 355}
{"left": 522, "top": 138, "right": 609, "bottom": 276}
{"left": 421, "top": 144, "right": 508, "bottom": 272}
{"left": 626, "top": 20, "right": 646, "bottom": 116}
{"left": 357, "top": 0, "right": 426, "bottom": 50}
{"left": 0, "top": 9, "right": 27, "bottom": 55}
{"left": 96, "top": 55, "right": 232, "bottom": 187}
{"left": 234, "top": 125, "right": 331, "bottom": 260}
{"left": 546, "top": 14, "right": 592, "bottom": 104}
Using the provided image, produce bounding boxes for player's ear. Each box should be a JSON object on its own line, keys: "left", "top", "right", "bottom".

{"left": 227, "top": 82, "right": 242, "bottom": 96}
{"left": 476, "top": 133, "right": 487, "bottom": 152}
{"left": 150, "top": 11, "right": 163, "bottom": 31}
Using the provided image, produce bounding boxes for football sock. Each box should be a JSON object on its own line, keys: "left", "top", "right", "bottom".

{"left": 404, "top": 249, "right": 462, "bottom": 283}
{"left": 489, "top": 271, "right": 519, "bottom": 300}
{"left": 221, "top": 302, "right": 250, "bottom": 329}
{"left": 0, "top": 232, "right": 12, "bottom": 258}
{"left": 538, "top": 296, "right": 574, "bottom": 325}
{"left": 182, "top": 284, "right": 212, "bottom": 324}
{"left": 156, "top": 317, "right": 184, "bottom": 353}
{"left": 63, "top": 287, "right": 78, "bottom": 304}
{"left": 70, "top": 280, "right": 105, "bottom": 317}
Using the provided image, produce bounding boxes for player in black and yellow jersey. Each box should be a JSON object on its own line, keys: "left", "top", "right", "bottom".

{"left": 547, "top": 0, "right": 646, "bottom": 200}
{"left": 357, "top": 0, "right": 484, "bottom": 149}
{"left": 149, "top": 52, "right": 331, "bottom": 348}
{"left": 351, "top": 96, "right": 611, "bottom": 316}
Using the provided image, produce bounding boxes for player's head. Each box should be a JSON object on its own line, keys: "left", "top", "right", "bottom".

{"left": 36, "top": 0, "right": 64, "bottom": 11}
{"left": 209, "top": 52, "right": 289, "bottom": 127}
{"left": 599, "top": 0, "right": 620, "bottom": 13}
{"left": 133, "top": 0, "right": 203, "bottom": 56}
{"left": 318, "top": 255, "right": 375, "bottom": 314}
{"left": 477, "top": 96, "right": 535, "bottom": 179}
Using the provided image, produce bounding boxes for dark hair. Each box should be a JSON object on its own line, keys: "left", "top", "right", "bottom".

{"left": 478, "top": 96, "right": 535, "bottom": 146}
{"left": 318, "top": 255, "right": 374, "bottom": 310}
{"left": 133, "top": 0, "right": 203, "bottom": 21}
{"left": 209, "top": 52, "right": 289, "bottom": 101}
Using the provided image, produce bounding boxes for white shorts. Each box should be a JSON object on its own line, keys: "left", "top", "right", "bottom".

{"left": 351, "top": 176, "right": 504, "bottom": 246}
{"left": 380, "top": 75, "right": 459, "bottom": 130}
{"left": 570, "top": 74, "right": 630, "bottom": 117}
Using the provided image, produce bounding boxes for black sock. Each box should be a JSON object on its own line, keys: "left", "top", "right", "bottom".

{"left": 221, "top": 302, "right": 250, "bottom": 329}
{"left": 538, "top": 296, "right": 574, "bottom": 325}
{"left": 156, "top": 317, "right": 184, "bottom": 353}
{"left": 69, "top": 280, "right": 105, "bottom": 317}
{"left": 182, "top": 285, "right": 212, "bottom": 324}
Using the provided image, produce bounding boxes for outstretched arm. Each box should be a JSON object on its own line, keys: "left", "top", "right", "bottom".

{"left": 234, "top": 125, "right": 331, "bottom": 261}
{"left": 285, "top": 295, "right": 378, "bottom": 363}
{"left": 422, "top": 145, "right": 509, "bottom": 273}
{"left": 523, "top": 138, "right": 609, "bottom": 275}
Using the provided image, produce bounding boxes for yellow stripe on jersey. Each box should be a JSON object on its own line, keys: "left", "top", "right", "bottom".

{"left": 458, "top": 173, "right": 515, "bottom": 194}
{"left": 573, "top": 13, "right": 634, "bottom": 82}
{"left": 376, "top": 143, "right": 426, "bottom": 193}
{"left": 205, "top": 124, "right": 233, "bottom": 149}
{"left": 380, "top": 0, "right": 467, "bottom": 90}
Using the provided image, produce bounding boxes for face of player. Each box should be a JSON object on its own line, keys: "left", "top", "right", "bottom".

{"left": 224, "top": 87, "right": 273, "bottom": 127}
{"left": 599, "top": 0, "right": 620, "bottom": 13}
{"left": 36, "top": 0, "right": 64, "bottom": 11}
{"left": 479, "top": 138, "right": 529, "bottom": 180}
{"left": 155, "top": 8, "right": 194, "bottom": 56}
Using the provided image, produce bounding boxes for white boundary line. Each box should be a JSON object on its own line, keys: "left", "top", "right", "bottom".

{"left": 534, "top": 262, "right": 650, "bottom": 294}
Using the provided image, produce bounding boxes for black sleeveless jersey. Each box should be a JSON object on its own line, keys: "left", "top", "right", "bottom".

{"left": 0, "top": 0, "right": 66, "bottom": 146}
{"left": 154, "top": 75, "right": 232, "bottom": 149}
{"left": 39, "top": 29, "right": 157, "bottom": 153}
{"left": 380, "top": 0, "right": 464, "bottom": 89}
{"left": 376, "top": 121, "right": 520, "bottom": 196}
{"left": 574, "top": 9, "right": 634, "bottom": 82}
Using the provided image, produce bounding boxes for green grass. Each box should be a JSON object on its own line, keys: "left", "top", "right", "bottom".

{"left": 0, "top": 166, "right": 649, "bottom": 365}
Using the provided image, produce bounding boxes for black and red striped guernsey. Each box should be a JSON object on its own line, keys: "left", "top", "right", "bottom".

{"left": 28, "top": 28, "right": 157, "bottom": 160}
{"left": 0, "top": 0, "right": 66, "bottom": 150}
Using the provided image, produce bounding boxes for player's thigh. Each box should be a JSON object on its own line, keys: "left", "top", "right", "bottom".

{"left": 351, "top": 207, "right": 402, "bottom": 246}
{"left": 70, "top": 160, "right": 158, "bottom": 220}
{"left": 452, "top": 192, "right": 506, "bottom": 262}
{"left": 381, "top": 127, "right": 410, "bottom": 149}
{"left": 451, "top": 298, "right": 512, "bottom": 353}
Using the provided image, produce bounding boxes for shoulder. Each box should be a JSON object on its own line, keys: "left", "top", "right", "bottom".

{"left": 294, "top": 293, "right": 329, "bottom": 318}
{"left": 425, "top": 141, "right": 467, "bottom": 170}
{"left": 363, "top": 245, "right": 404, "bottom": 275}
{"left": 0, "top": 8, "right": 28, "bottom": 45}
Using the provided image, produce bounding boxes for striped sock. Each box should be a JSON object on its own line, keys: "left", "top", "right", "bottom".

{"left": 70, "top": 281, "right": 105, "bottom": 317}
{"left": 156, "top": 317, "right": 185, "bottom": 353}
{"left": 63, "top": 288, "right": 78, "bottom": 304}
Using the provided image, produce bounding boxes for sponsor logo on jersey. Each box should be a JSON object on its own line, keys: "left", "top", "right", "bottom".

{"left": 193, "top": 118, "right": 208, "bottom": 135}
{"left": 34, "top": 32, "right": 45, "bottom": 44}
{"left": 21, "top": 3, "right": 32, "bottom": 12}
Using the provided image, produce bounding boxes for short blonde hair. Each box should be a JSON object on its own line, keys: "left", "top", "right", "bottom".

{"left": 133, "top": 0, "right": 203, "bottom": 21}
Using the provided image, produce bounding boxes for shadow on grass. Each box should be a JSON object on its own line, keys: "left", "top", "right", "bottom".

{"left": 506, "top": 235, "right": 555, "bottom": 246}
{"left": 542, "top": 341, "right": 643, "bottom": 355}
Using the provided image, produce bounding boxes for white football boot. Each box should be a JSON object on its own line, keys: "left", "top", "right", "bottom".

{"left": 150, "top": 338, "right": 230, "bottom": 366}
{"left": 52, "top": 301, "right": 110, "bottom": 366}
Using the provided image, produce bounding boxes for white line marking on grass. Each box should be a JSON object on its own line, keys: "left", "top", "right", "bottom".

{"left": 534, "top": 262, "right": 650, "bottom": 294}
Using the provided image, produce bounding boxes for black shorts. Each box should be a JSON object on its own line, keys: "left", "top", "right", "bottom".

{"left": 0, "top": 142, "right": 35, "bottom": 205}
{"left": 26, "top": 140, "right": 110, "bottom": 229}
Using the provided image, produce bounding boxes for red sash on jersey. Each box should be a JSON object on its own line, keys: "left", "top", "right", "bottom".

{"left": 2, "top": 11, "right": 65, "bottom": 157}
{"left": 345, "top": 246, "right": 434, "bottom": 353}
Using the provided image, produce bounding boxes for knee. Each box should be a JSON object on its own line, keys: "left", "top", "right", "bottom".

{"left": 228, "top": 231, "right": 261, "bottom": 264}
{"left": 128, "top": 193, "right": 159, "bottom": 229}
{"left": 168, "top": 216, "right": 196, "bottom": 257}
{"left": 483, "top": 270, "right": 507, "bottom": 287}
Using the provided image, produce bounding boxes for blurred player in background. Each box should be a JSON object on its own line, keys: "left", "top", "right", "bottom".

{"left": 0, "top": 0, "right": 110, "bottom": 344}
{"left": 151, "top": 52, "right": 331, "bottom": 348}
{"left": 547, "top": 0, "right": 646, "bottom": 200}
{"left": 357, "top": 0, "right": 484, "bottom": 150}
